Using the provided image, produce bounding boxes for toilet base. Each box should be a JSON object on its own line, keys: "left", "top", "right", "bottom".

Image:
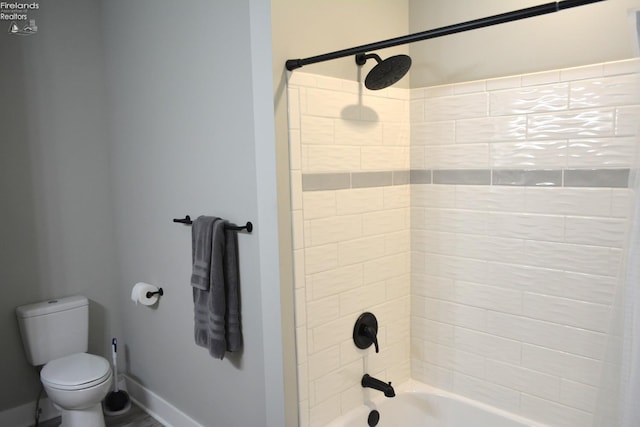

{"left": 59, "top": 402, "right": 106, "bottom": 427}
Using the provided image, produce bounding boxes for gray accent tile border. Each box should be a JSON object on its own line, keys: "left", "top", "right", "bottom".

{"left": 302, "top": 173, "right": 350, "bottom": 191}
{"left": 301, "top": 168, "right": 631, "bottom": 191}
{"left": 352, "top": 171, "right": 393, "bottom": 188}
{"left": 410, "top": 169, "right": 432, "bottom": 184}
{"left": 434, "top": 169, "right": 491, "bottom": 185}
{"left": 493, "top": 169, "right": 563, "bottom": 187}
{"left": 564, "top": 169, "right": 630, "bottom": 188}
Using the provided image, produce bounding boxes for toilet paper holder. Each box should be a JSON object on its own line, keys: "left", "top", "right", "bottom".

{"left": 146, "top": 288, "right": 164, "bottom": 298}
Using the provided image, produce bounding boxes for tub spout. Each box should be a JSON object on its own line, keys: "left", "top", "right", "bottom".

{"left": 361, "top": 374, "right": 395, "bottom": 397}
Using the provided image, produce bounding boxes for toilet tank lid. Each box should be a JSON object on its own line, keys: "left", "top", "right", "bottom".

{"left": 16, "top": 295, "right": 88, "bottom": 318}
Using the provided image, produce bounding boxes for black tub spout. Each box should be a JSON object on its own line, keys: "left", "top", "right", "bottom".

{"left": 361, "top": 374, "right": 395, "bottom": 398}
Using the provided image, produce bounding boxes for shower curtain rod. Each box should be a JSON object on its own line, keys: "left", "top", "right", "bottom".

{"left": 285, "top": 0, "right": 605, "bottom": 71}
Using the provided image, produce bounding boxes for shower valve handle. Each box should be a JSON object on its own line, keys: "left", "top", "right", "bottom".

{"left": 363, "top": 326, "right": 379, "bottom": 353}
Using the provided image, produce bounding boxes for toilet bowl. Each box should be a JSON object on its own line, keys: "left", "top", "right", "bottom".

{"left": 41, "top": 352, "right": 113, "bottom": 427}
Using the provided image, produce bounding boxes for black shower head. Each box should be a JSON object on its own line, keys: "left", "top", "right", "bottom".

{"left": 355, "top": 53, "right": 412, "bottom": 90}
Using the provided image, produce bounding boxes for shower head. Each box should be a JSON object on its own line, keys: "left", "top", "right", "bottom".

{"left": 355, "top": 53, "right": 411, "bottom": 90}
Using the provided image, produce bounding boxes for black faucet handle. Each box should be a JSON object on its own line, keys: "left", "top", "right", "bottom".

{"left": 363, "top": 325, "right": 379, "bottom": 353}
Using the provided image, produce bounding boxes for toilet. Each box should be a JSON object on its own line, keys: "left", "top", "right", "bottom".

{"left": 16, "top": 295, "right": 113, "bottom": 427}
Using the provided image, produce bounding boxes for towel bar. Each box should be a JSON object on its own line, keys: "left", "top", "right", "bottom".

{"left": 172, "top": 215, "right": 253, "bottom": 233}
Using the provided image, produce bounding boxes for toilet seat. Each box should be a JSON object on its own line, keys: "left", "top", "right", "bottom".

{"left": 41, "top": 353, "right": 111, "bottom": 391}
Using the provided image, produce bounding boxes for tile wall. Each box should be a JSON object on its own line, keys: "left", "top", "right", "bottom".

{"left": 287, "top": 58, "right": 639, "bottom": 427}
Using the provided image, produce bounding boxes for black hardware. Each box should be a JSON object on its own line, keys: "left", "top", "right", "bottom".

{"left": 285, "top": 0, "right": 604, "bottom": 71}
{"left": 353, "top": 312, "right": 379, "bottom": 353}
{"left": 367, "top": 410, "right": 380, "bottom": 427}
{"left": 361, "top": 374, "right": 395, "bottom": 398}
{"left": 146, "top": 288, "right": 163, "bottom": 299}
{"left": 172, "top": 215, "right": 253, "bottom": 233}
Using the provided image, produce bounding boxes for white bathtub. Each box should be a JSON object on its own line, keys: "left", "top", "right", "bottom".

{"left": 326, "top": 380, "right": 544, "bottom": 427}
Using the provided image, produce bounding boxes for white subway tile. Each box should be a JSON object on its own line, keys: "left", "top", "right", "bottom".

{"left": 565, "top": 216, "right": 628, "bottom": 248}
{"left": 385, "top": 231, "right": 409, "bottom": 255}
{"left": 522, "top": 70, "right": 561, "bottom": 86}
{"left": 306, "top": 294, "right": 340, "bottom": 329}
{"left": 305, "top": 244, "right": 338, "bottom": 274}
{"left": 412, "top": 360, "right": 454, "bottom": 390}
{"left": 412, "top": 296, "right": 487, "bottom": 331}
{"left": 309, "top": 395, "right": 341, "bottom": 427}
{"left": 422, "top": 341, "right": 485, "bottom": 378}
{"left": 611, "top": 189, "right": 632, "bottom": 218}
{"left": 293, "top": 249, "right": 306, "bottom": 289}
{"left": 310, "top": 316, "right": 354, "bottom": 353}
{"left": 525, "top": 187, "right": 613, "bottom": 217}
{"left": 301, "top": 116, "right": 335, "bottom": 145}
{"left": 456, "top": 115, "right": 527, "bottom": 143}
{"left": 560, "top": 63, "right": 603, "bottom": 81}
{"left": 412, "top": 184, "right": 456, "bottom": 208}
{"left": 382, "top": 122, "right": 410, "bottom": 146}
{"left": 303, "top": 191, "right": 336, "bottom": 220}
{"left": 423, "top": 253, "right": 488, "bottom": 283}
{"left": 410, "top": 98, "right": 425, "bottom": 122}
{"left": 522, "top": 240, "right": 613, "bottom": 276}
{"left": 337, "top": 235, "right": 386, "bottom": 266}
{"left": 425, "top": 144, "right": 490, "bottom": 169}
{"left": 313, "top": 360, "right": 363, "bottom": 403}
{"left": 306, "top": 87, "right": 360, "bottom": 119}
{"left": 336, "top": 188, "right": 384, "bottom": 215}
{"left": 603, "top": 58, "right": 640, "bottom": 76}
{"left": 292, "top": 210, "right": 304, "bottom": 250}
{"left": 522, "top": 293, "right": 611, "bottom": 333}
{"left": 423, "top": 208, "right": 488, "bottom": 235}
{"left": 487, "top": 311, "right": 606, "bottom": 360}
{"left": 570, "top": 74, "right": 640, "bottom": 109}
{"left": 307, "top": 345, "right": 340, "bottom": 380}
{"left": 362, "top": 209, "right": 409, "bottom": 236}
{"left": 452, "top": 80, "right": 486, "bottom": 95}
{"left": 615, "top": 105, "right": 640, "bottom": 136}
{"left": 361, "top": 146, "right": 410, "bottom": 170}
{"left": 521, "top": 344, "right": 602, "bottom": 386}
{"left": 567, "top": 136, "right": 636, "bottom": 168}
{"left": 308, "top": 264, "right": 363, "bottom": 300}
{"left": 490, "top": 84, "right": 568, "bottom": 116}
{"left": 453, "top": 373, "right": 520, "bottom": 414}
{"left": 363, "top": 253, "right": 409, "bottom": 284}
{"left": 487, "top": 212, "right": 564, "bottom": 242}
{"left": 485, "top": 359, "right": 560, "bottom": 401}
{"left": 289, "top": 129, "right": 301, "bottom": 170}
{"left": 307, "top": 214, "right": 362, "bottom": 246}
{"left": 411, "top": 120, "right": 456, "bottom": 145}
{"left": 454, "top": 281, "right": 522, "bottom": 315}
{"left": 520, "top": 394, "right": 593, "bottom": 427}
{"left": 339, "top": 281, "right": 386, "bottom": 317}
{"left": 303, "top": 145, "right": 362, "bottom": 172}
{"left": 490, "top": 140, "right": 567, "bottom": 168}
{"left": 486, "top": 75, "right": 522, "bottom": 91}
{"left": 560, "top": 379, "right": 598, "bottom": 413}
{"left": 384, "top": 186, "right": 410, "bottom": 209}
{"left": 334, "top": 118, "right": 382, "bottom": 146}
{"left": 412, "top": 318, "right": 456, "bottom": 347}
{"left": 454, "top": 327, "right": 521, "bottom": 365}
{"left": 528, "top": 109, "right": 615, "bottom": 140}
{"left": 424, "top": 92, "right": 488, "bottom": 121}
{"left": 287, "top": 87, "right": 301, "bottom": 129}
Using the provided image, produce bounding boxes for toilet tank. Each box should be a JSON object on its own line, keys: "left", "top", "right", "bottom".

{"left": 16, "top": 295, "right": 89, "bottom": 366}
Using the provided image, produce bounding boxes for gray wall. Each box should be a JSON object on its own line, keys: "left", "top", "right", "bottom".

{"left": 2, "top": 0, "right": 285, "bottom": 425}
{"left": 0, "top": 0, "right": 121, "bottom": 411}
{"left": 409, "top": 0, "right": 640, "bottom": 86}
{"left": 102, "top": 0, "right": 284, "bottom": 426}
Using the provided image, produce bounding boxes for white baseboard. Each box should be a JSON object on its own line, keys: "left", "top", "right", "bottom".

{"left": 0, "top": 397, "right": 59, "bottom": 427}
{"left": 123, "top": 375, "right": 203, "bottom": 427}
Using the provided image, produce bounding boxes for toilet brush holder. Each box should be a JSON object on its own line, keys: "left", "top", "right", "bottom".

{"left": 104, "top": 338, "right": 131, "bottom": 416}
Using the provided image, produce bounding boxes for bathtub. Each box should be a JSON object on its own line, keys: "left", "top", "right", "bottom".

{"left": 326, "top": 380, "right": 544, "bottom": 427}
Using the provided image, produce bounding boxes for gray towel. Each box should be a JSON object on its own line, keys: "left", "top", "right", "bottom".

{"left": 191, "top": 216, "right": 242, "bottom": 359}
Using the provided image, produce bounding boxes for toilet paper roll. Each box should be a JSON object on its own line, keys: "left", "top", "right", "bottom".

{"left": 131, "top": 282, "right": 159, "bottom": 306}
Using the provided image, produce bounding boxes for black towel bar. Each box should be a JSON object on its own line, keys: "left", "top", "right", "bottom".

{"left": 173, "top": 215, "right": 253, "bottom": 233}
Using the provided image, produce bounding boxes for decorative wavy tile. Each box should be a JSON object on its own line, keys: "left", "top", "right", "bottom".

{"left": 527, "top": 110, "right": 614, "bottom": 140}
{"left": 456, "top": 115, "right": 527, "bottom": 143}
{"left": 490, "top": 84, "right": 568, "bottom": 116}
{"left": 567, "top": 137, "right": 636, "bottom": 167}
{"left": 491, "top": 140, "right": 567, "bottom": 168}
{"left": 424, "top": 92, "right": 488, "bottom": 122}
{"left": 334, "top": 119, "right": 382, "bottom": 146}
{"left": 570, "top": 74, "right": 640, "bottom": 109}
{"left": 425, "top": 144, "right": 489, "bottom": 169}
{"left": 411, "top": 121, "right": 456, "bottom": 145}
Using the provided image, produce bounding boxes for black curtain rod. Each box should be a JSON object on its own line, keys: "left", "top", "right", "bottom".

{"left": 285, "top": 0, "right": 605, "bottom": 71}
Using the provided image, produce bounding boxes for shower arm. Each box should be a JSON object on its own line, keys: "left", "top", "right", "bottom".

{"left": 285, "top": 0, "right": 605, "bottom": 71}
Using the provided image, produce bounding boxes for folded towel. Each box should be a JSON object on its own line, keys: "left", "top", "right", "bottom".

{"left": 191, "top": 216, "right": 242, "bottom": 359}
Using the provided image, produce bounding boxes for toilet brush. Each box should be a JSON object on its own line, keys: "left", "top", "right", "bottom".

{"left": 104, "top": 338, "right": 131, "bottom": 416}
